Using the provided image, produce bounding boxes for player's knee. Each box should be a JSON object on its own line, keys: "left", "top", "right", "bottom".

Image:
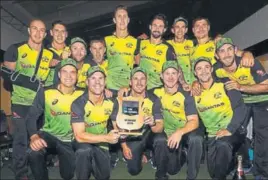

{"left": 188, "top": 134, "right": 203, "bottom": 147}
{"left": 154, "top": 133, "right": 167, "bottom": 147}
{"left": 128, "top": 166, "right": 142, "bottom": 176}
{"left": 75, "top": 147, "right": 92, "bottom": 159}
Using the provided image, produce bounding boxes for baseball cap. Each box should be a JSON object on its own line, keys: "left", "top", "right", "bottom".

{"left": 131, "top": 67, "right": 147, "bottom": 77}
{"left": 87, "top": 66, "right": 106, "bottom": 78}
{"left": 70, "top": 37, "right": 87, "bottom": 48}
{"left": 216, "top": 37, "right": 234, "bottom": 50}
{"left": 162, "top": 61, "right": 179, "bottom": 72}
{"left": 59, "top": 58, "right": 77, "bottom": 69}
{"left": 173, "top": 16, "right": 188, "bottom": 27}
{"left": 193, "top": 57, "right": 212, "bottom": 70}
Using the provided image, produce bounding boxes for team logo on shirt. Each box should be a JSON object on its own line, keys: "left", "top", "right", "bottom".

{"left": 172, "top": 101, "right": 181, "bottom": 107}
{"left": 126, "top": 43, "right": 133, "bottom": 48}
{"left": 42, "top": 56, "right": 49, "bottom": 62}
{"left": 156, "top": 50, "right": 163, "bottom": 55}
{"left": 238, "top": 75, "right": 248, "bottom": 81}
{"left": 184, "top": 45, "right": 191, "bottom": 50}
{"left": 104, "top": 108, "right": 112, "bottom": 116}
{"left": 86, "top": 111, "right": 91, "bottom": 117}
{"left": 52, "top": 99, "right": 58, "bottom": 105}
{"left": 206, "top": 47, "right": 215, "bottom": 52}
{"left": 143, "top": 107, "right": 150, "bottom": 115}
{"left": 110, "top": 42, "right": 115, "bottom": 47}
{"left": 214, "top": 92, "right": 222, "bottom": 99}
{"left": 21, "top": 53, "right": 27, "bottom": 58}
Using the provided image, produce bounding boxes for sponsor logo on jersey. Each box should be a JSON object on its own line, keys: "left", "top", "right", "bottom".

{"left": 52, "top": 99, "right": 58, "bottom": 105}
{"left": 21, "top": 53, "right": 27, "bottom": 58}
{"left": 257, "top": 70, "right": 267, "bottom": 76}
{"left": 198, "top": 102, "right": 224, "bottom": 112}
{"left": 50, "top": 109, "right": 70, "bottom": 116}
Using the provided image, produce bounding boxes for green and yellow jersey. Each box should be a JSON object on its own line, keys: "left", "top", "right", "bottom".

{"left": 194, "top": 81, "right": 246, "bottom": 137}
{"left": 190, "top": 40, "right": 216, "bottom": 67}
{"left": 4, "top": 42, "right": 57, "bottom": 106}
{"left": 213, "top": 56, "right": 268, "bottom": 103}
{"left": 153, "top": 87, "right": 197, "bottom": 136}
{"left": 26, "top": 85, "right": 84, "bottom": 141}
{"left": 139, "top": 40, "right": 176, "bottom": 90}
{"left": 44, "top": 45, "right": 69, "bottom": 86}
{"left": 105, "top": 35, "right": 140, "bottom": 90}
{"left": 71, "top": 92, "right": 114, "bottom": 149}
{"left": 167, "top": 39, "right": 195, "bottom": 84}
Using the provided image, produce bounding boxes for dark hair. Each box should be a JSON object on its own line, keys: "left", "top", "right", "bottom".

{"left": 89, "top": 36, "right": 105, "bottom": 47}
{"left": 150, "top": 14, "right": 168, "bottom": 28}
{"left": 51, "top": 20, "right": 67, "bottom": 30}
{"left": 192, "top": 17, "right": 210, "bottom": 27}
{"left": 113, "top": 5, "right": 128, "bottom": 17}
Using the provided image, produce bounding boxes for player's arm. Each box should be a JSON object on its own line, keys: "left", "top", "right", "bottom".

{"left": 71, "top": 101, "right": 119, "bottom": 144}
{"left": 26, "top": 87, "right": 45, "bottom": 138}
{"left": 49, "top": 51, "right": 61, "bottom": 67}
{"left": 236, "top": 49, "right": 254, "bottom": 67}
{"left": 225, "top": 89, "right": 247, "bottom": 134}
{"left": 3, "top": 44, "right": 18, "bottom": 70}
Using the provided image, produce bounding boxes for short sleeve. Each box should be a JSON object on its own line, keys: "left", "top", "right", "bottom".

{"left": 110, "top": 99, "right": 119, "bottom": 121}
{"left": 184, "top": 94, "right": 198, "bottom": 116}
{"left": 152, "top": 96, "right": 163, "bottom": 120}
{"left": 166, "top": 44, "right": 176, "bottom": 61}
{"left": 134, "top": 39, "right": 141, "bottom": 55}
{"left": 250, "top": 60, "right": 268, "bottom": 83}
{"left": 71, "top": 98, "right": 85, "bottom": 123}
{"left": 4, "top": 44, "right": 18, "bottom": 62}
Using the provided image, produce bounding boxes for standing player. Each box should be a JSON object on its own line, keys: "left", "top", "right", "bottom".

{"left": 105, "top": 5, "right": 140, "bottom": 91}
{"left": 3, "top": 19, "right": 57, "bottom": 179}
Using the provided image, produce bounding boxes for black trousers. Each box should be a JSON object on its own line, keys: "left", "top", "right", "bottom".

{"left": 154, "top": 130, "right": 203, "bottom": 179}
{"left": 74, "top": 141, "right": 111, "bottom": 180}
{"left": 28, "top": 131, "right": 75, "bottom": 180}
{"left": 206, "top": 129, "right": 245, "bottom": 180}
{"left": 252, "top": 101, "right": 268, "bottom": 178}
{"left": 11, "top": 104, "right": 30, "bottom": 179}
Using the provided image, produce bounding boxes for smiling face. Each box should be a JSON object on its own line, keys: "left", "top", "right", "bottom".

{"left": 130, "top": 71, "right": 147, "bottom": 94}
{"left": 150, "top": 19, "right": 166, "bottom": 39}
{"left": 71, "top": 42, "right": 87, "bottom": 62}
{"left": 192, "top": 19, "right": 210, "bottom": 40}
{"left": 86, "top": 72, "right": 106, "bottom": 95}
{"left": 50, "top": 23, "right": 67, "bottom": 44}
{"left": 194, "top": 61, "right": 213, "bottom": 83}
{"left": 28, "top": 20, "right": 47, "bottom": 44}
{"left": 90, "top": 41, "right": 106, "bottom": 64}
{"left": 161, "top": 68, "right": 180, "bottom": 88}
{"left": 58, "top": 65, "right": 77, "bottom": 88}
{"left": 216, "top": 44, "right": 236, "bottom": 67}
{"left": 172, "top": 21, "right": 188, "bottom": 40}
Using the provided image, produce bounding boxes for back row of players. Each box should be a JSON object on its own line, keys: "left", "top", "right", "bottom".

{"left": 3, "top": 4, "right": 268, "bottom": 180}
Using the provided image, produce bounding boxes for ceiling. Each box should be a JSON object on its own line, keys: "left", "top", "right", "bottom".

{"left": 1, "top": 0, "right": 268, "bottom": 44}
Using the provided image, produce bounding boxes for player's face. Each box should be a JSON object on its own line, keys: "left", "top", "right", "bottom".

{"left": 172, "top": 21, "right": 188, "bottom": 39}
{"left": 50, "top": 24, "right": 67, "bottom": 44}
{"left": 130, "top": 72, "right": 147, "bottom": 94}
{"left": 217, "top": 44, "right": 236, "bottom": 67}
{"left": 28, "top": 20, "right": 46, "bottom": 44}
{"left": 192, "top": 19, "right": 210, "bottom": 39}
{"left": 114, "top": 9, "right": 129, "bottom": 31}
{"left": 161, "top": 68, "right": 179, "bottom": 88}
{"left": 194, "top": 61, "right": 213, "bottom": 83}
{"left": 90, "top": 42, "right": 106, "bottom": 64}
{"left": 150, "top": 19, "right": 166, "bottom": 39}
{"left": 59, "top": 65, "right": 77, "bottom": 88}
{"left": 71, "top": 42, "right": 87, "bottom": 62}
{"left": 87, "top": 72, "right": 106, "bottom": 95}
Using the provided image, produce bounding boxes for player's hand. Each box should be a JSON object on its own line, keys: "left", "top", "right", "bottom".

{"left": 117, "top": 87, "right": 129, "bottom": 98}
{"left": 104, "top": 89, "right": 113, "bottom": 98}
{"left": 225, "top": 80, "right": 241, "bottom": 91}
{"left": 137, "top": 33, "right": 148, "bottom": 40}
{"left": 144, "top": 116, "right": 156, "bottom": 127}
{"left": 122, "top": 144, "right": 132, "bottom": 160}
{"left": 216, "top": 129, "right": 231, "bottom": 139}
{"left": 182, "top": 83, "right": 191, "bottom": 92}
{"left": 30, "top": 134, "right": 47, "bottom": 151}
{"left": 191, "top": 80, "right": 202, "bottom": 96}
{"left": 61, "top": 48, "right": 71, "bottom": 59}
{"left": 106, "top": 130, "right": 120, "bottom": 144}
{"left": 167, "top": 130, "right": 183, "bottom": 149}
{"left": 49, "top": 59, "right": 60, "bottom": 67}
{"left": 241, "top": 51, "right": 254, "bottom": 67}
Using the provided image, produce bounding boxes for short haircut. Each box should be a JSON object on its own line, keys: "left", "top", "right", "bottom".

{"left": 192, "top": 17, "right": 210, "bottom": 27}
{"left": 29, "top": 19, "right": 45, "bottom": 28}
{"left": 51, "top": 20, "right": 67, "bottom": 30}
{"left": 150, "top": 13, "right": 168, "bottom": 28}
{"left": 90, "top": 36, "right": 105, "bottom": 47}
{"left": 113, "top": 5, "right": 128, "bottom": 17}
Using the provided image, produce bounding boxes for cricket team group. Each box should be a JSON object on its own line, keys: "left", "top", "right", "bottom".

{"left": 2, "top": 4, "right": 268, "bottom": 180}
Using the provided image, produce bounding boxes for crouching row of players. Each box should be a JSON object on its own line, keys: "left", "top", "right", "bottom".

{"left": 25, "top": 56, "right": 250, "bottom": 180}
